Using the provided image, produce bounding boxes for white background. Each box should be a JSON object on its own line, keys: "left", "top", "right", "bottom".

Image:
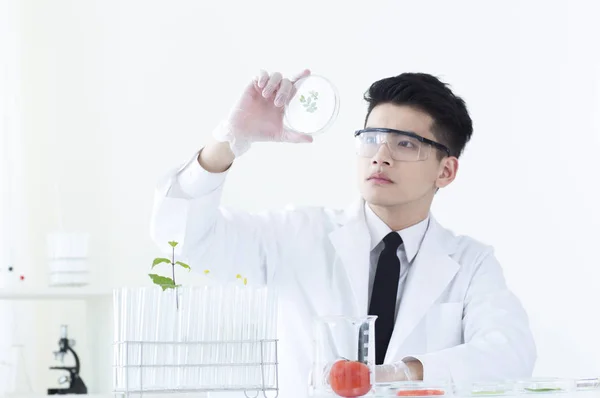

{"left": 2, "top": 0, "right": 600, "bottom": 393}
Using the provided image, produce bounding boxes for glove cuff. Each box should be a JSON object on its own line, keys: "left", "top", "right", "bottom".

{"left": 376, "top": 361, "right": 413, "bottom": 382}
{"left": 390, "top": 361, "right": 413, "bottom": 381}
{"left": 212, "top": 120, "right": 251, "bottom": 157}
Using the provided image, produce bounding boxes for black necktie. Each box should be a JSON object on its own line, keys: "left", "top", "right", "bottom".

{"left": 368, "top": 232, "right": 403, "bottom": 365}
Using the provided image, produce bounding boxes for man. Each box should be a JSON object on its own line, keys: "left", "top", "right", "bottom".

{"left": 150, "top": 69, "right": 536, "bottom": 395}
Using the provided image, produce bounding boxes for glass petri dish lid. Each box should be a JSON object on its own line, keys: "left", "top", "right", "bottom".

{"left": 514, "top": 378, "right": 576, "bottom": 394}
{"left": 575, "top": 377, "right": 600, "bottom": 392}
{"left": 374, "top": 381, "right": 452, "bottom": 397}
{"left": 454, "top": 381, "right": 515, "bottom": 396}
{"left": 284, "top": 74, "right": 340, "bottom": 136}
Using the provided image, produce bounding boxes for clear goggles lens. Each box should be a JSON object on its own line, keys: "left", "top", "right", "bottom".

{"left": 355, "top": 130, "right": 433, "bottom": 161}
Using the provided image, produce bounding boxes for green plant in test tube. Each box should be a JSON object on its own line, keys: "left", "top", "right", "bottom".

{"left": 148, "top": 241, "right": 194, "bottom": 309}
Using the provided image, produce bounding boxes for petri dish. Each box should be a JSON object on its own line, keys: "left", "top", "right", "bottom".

{"left": 576, "top": 378, "right": 600, "bottom": 391}
{"left": 454, "top": 381, "right": 515, "bottom": 397}
{"left": 284, "top": 74, "right": 340, "bottom": 135}
{"left": 514, "top": 378, "right": 575, "bottom": 394}
{"left": 575, "top": 378, "right": 600, "bottom": 398}
{"left": 374, "top": 381, "right": 452, "bottom": 397}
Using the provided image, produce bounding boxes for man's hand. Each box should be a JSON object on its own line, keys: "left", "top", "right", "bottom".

{"left": 375, "top": 360, "right": 424, "bottom": 382}
{"left": 212, "top": 68, "right": 314, "bottom": 157}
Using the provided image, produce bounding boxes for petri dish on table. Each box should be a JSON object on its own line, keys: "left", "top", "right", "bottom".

{"left": 454, "top": 381, "right": 515, "bottom": 397}
{"left": 574, "top": 378, "right": 600, "bottom": 398}
{"left": 514, "top": 378, "right": 575, "bottom": 394}
{"left": 374, "top": 381, "right": 452, "bottom": 397}
{"left": 284, "top": 74, "right": 340, "bottom": 136}
{"left": 575, "top": 378, "right": 600, "bottom": 390}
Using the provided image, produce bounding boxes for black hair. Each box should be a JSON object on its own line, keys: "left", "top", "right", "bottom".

{"left": 363, "top": 72, "right": 473, "bottom": 158}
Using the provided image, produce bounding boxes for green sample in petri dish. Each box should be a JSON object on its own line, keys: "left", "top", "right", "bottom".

{"left": 463, "top": 381, "right": 513, "bottom": 396}
{"left": 524, "top": 388, "right": 563, "bottom": 393}
{"left": 516, "top": 378, "right": 575, "bottom": 394}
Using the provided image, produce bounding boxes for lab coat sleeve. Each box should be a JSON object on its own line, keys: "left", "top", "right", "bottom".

{"left": 150, "top": 151, "right": 284, "bottom": 283}
{"left": 404, "top": 249, "right": 537, "bottom": 383}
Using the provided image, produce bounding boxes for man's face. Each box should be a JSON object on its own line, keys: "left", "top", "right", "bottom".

{"left": 357, "top": 103, "right": 454, "bottom": 209}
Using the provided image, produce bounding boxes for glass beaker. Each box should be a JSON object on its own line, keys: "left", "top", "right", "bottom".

{"left": 310, "top": 315, "right": 377, "bottom": 398}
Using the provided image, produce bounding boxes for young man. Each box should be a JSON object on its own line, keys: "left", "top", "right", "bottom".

{"left": 150, "top": 69, "right": 536, "bottom": 395}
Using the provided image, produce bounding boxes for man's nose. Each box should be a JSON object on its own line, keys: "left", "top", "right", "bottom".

{"left": 371, "top": 143, "right": 393, "bottom": 165}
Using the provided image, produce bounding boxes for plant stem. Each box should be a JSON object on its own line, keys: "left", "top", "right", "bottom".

{"left": 172, "top": 246, "right": 178, "bottom": 310}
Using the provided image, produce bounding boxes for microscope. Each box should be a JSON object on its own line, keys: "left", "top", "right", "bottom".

{"left": 47, "top": 325, "right": 88, "bottom": 395}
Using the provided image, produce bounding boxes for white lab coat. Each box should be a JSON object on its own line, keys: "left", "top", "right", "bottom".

{"left": 150, "top": 156, "right": 537, "bottom": 397}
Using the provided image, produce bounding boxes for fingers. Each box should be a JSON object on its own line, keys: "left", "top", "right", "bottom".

{"left": 254, "top": 68, "right": 311, "bottom": 104}
{"left": 290, "top": 68, "right": 311, "bottom": 84}
{"left": 274, "top": 78, "right": 292, "bottom": 107}
{"left": 255, "top": 69, "right": 269, "bottom": 89}
{"left": 289, "top": 69, "right": 311, "bottom": 100}
{"left": 262, "top": 72, "right": 282, "bottom": 98}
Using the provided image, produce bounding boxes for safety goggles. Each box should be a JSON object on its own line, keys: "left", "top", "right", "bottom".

{"left": 354, "top": 127, "right": 451, "bottom": 161}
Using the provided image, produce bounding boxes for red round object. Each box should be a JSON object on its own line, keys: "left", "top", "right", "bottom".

{"left": 329, "top": 359, "right": 371, "bottom": 397}
{"left": 19, "top": 275, "right": 25, "bottom": 281}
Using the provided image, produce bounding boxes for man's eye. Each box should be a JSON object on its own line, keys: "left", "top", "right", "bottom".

{"left": 397, "top": 140, "right": 416, "bottom": 148}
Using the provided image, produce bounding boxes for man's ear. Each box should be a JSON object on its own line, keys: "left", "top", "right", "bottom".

{"left": 436, "top": 157, "right": 458, "bottom": 189}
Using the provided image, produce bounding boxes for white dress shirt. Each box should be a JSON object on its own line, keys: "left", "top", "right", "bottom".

{"left": 364, "top": 203, "right": 430, "bottom": 319}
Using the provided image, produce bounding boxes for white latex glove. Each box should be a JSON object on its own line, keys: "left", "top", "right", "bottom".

{"left": 212, "top": 68, "right": 314, "bottom": 157}
{"left": 375, "top": 361, "right": 413, "bottom": 383}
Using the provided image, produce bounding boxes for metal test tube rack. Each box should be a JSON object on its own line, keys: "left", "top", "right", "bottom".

{"left": 112, "top": 339, "right": 279, "bottom": 398}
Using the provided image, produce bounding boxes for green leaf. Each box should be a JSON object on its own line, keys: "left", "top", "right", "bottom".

{"left": 176, "top": 261, "right": 191, "bottom": 271}
{"left": 148, "top": 274, "right": 176, "bottom": 291}
{"left": 152, "top": 257, "right": 171, "bottom": 268}
{"left": 299, "top": 95, "right": 305, "bottom": 102}
{"left": 168, "top": 241, "right": 178, "bottom": 248}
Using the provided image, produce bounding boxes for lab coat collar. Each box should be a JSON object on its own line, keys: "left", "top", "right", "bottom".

{"left": 329, "top": 198, "right": 460, "bottom": 356}
{"left": 332, "top": 198, "right": 457, "bottom": 255}
{"left": 364, "top": 203, "right": 430, "bottom": 263}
